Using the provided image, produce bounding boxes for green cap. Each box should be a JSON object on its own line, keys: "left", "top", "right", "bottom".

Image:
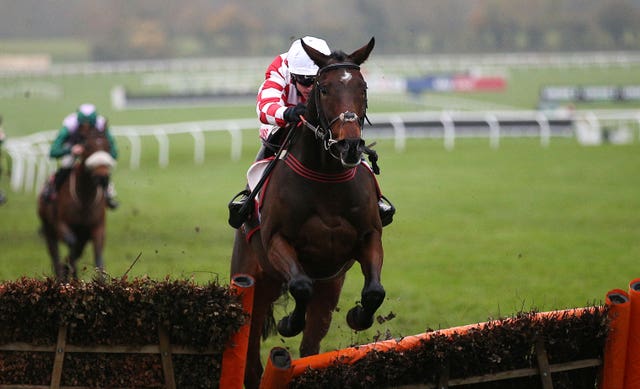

{"left": 77, "top": 103, "right": 97, "bottom": 126}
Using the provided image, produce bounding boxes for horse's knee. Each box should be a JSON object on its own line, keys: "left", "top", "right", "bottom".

{"left": 288, "top": 275, "right": 312, "bottom": 302}
{"left": 62, "top": 231, "right": 76, "bottom": 246}
{"left": 362, "top": 283, "right": 385, "bottom": 311}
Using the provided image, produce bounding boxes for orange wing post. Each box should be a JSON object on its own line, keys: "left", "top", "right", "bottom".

{"left": 600, "top": 288, "right": 630, "bottom": 389}
{"left": 219, "top": 274, "right": 255, "bottom": 389}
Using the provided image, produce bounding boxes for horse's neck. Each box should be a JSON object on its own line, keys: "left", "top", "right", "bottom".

{"left": 290, "top": 130, "right": 342, "bottom": 173}
{"left": 71, "top": 166, "right": 97, "bottom": 200}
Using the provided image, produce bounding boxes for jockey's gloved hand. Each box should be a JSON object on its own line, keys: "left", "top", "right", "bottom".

{"left": 283, "top": 103, "right": 306, "bottom": 124}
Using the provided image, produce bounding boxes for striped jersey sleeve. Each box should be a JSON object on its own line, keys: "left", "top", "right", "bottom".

{"left": 256, "top": 53, "right": 299, "bottom": 136}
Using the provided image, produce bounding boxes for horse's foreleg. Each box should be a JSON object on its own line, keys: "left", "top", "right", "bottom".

{"left": 268, "top": 234, "right": 312, "bottom": 338}
{"left": 68, "top": 237, "right": 88, "bottom": 280}
{"left": 42, "top": 225, "right": 65, "bottom": 280}
{"left": 300, "top": 275, "right": 346, "bottom": 357}
{"left": 347, "top": 231, "right": 385, "bottom": 331}
{"left": 56, "top": 220, "right": 74, "bottom": 245}
{"left": 91, "top": 225, "right": 106, "bottom": 278}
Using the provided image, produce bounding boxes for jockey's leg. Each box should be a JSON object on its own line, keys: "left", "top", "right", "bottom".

{"left": 378, "top": 195, "right": 395, "bottom": 227}
{"left": 44, "top": 155, "right": 74, "bottom": 202}
{"left": 106, "top": 181, "right": 119, "bottom": 210}
{"left": 44, "top": 167, "right": 72, "bottom": 202}
{"left": 362, "top": 161, "right": 396, "bottom": 227}
{"left": 228, "top": 129, "right": 285, "bottom": 228}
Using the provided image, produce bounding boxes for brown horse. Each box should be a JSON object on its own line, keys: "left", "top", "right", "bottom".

{"left": 38, "top": 124, "right": 116, "bottom": 280}
{"left": 231, "top": 37, "right": 385, "bottom": 388}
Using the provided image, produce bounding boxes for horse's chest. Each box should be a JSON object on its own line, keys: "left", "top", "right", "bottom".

{"left": 294, "top": 215, "right": 359, "bottom": 259}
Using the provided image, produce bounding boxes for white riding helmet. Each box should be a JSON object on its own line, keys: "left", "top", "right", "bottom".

{"left": 287, "top": 36, "right": 331, "bottom": 76}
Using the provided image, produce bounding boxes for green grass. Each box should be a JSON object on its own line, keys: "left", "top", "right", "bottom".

{"left": 1, "top": 63, "right": 640, "bottom": 361}
{"left": 1, "top": 136, "right": 638, "bottom": 359}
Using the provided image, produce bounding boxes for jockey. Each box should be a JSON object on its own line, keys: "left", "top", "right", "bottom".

{"left": 44, "top": 103, "right": 120, "bottom": 209}
{"left": 229, "top": 36, "right": 395, "bottom": 227}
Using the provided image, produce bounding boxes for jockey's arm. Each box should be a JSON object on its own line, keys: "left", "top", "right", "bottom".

{"left": 256, "top": 56, "right": 291, "bottom": 129}
{"left": 105, "top": 128, "right": 118, "bottom": 159}
{"left": 49, "top": 127, "right": 72, "bottom": 158}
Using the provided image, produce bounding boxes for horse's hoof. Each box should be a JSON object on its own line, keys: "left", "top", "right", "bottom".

{"left": 347, "top": 288, "right": 385, "bottom": 331}
{"left": 346, "top": 305, "right": 374, "bottom": 331}
{"left": 277, "top": 315, "right": 304, "bottom": 337}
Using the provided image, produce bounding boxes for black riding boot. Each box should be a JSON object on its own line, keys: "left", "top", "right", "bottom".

{"left": 106, "top": 195, "right": 119, "bottom": 210}
{"left": 378, "top": 195, "right": 396, "bottom": 227}
{"left": 45, "top": 168, "right": 71, "bottom": 202}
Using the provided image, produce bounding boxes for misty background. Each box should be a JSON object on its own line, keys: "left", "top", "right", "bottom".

{"left": 2, "top": 0, "right": 640, "bottom": 62}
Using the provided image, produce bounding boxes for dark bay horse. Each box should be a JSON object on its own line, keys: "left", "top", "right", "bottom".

{"left": 38, "top": 124, "right": 116, "bottom": 280}
{"left": 231, "top": 37, "right": 385, "bottom": 388}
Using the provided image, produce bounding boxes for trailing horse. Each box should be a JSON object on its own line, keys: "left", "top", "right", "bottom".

{"left": 231, "top": 37, "right": 386, "bottom": 388}
{"left": 38, "top": 124, "right": 116, "bottom": 281}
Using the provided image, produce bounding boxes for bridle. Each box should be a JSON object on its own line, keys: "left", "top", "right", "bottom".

{"left": 300, "top": 62, "right": 380, "bottom": 173}
{"left": 301, "top": 62, "right": 367, "bottom": 154}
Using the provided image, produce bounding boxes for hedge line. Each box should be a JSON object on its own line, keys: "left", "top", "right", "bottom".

{"left": 0, "top": 276, "right": 246, "bottom": 387}
{"left": 291, "top": 307, "right": 608, "bottom": 389}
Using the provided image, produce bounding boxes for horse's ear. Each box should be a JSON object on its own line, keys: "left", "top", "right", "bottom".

{"left": 301, "top": 38, "right": 331, "bottom": 69}
{"left": 348, "top": 37, "right": 375, "bottom": 65}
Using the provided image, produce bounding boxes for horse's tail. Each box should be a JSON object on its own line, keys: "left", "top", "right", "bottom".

{"left": 262, "top": 302, "right": 277, "bottom": 340}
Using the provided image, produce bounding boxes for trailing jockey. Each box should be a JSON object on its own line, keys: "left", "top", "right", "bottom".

{"left": 44, "top": 103, "right": 120, "bottom": 210}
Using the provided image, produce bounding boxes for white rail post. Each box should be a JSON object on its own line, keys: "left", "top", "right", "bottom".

{"left": 24, "top": 154, "right": 37, "bottom": 193}
{"left": 389, "top": 115, "right": 407, "bottom": 153}
{"left": 8, "top": 149, "right": 24, "bottom": 192}
{"left": 536, "top": 112, "right": 551, "bottom": 148}
{"left": 35, "top": 144, "right": 53, "bottom": 194}
{"left": 441, "top": 111, "right": 455, "bottom": 151}
{"left": 154, "top": 129, "right": 170, "bottom": 168}
{"left": 486, "top": 113, "right": 500, "bottom": 149}
{"left": 125, "top": 131, "right": 141, "bottom": 170}
{"left": 190, "top": 127, "right": 205, "bottom": 165}
{"left": 228, "top": 123, "right": 242, "bottom": 162}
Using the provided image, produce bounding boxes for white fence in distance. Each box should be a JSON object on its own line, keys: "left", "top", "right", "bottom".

{"left": 4, "top": 109, "right": 639, "bottom": 194}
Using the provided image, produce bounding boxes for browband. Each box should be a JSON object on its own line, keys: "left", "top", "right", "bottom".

{"left": 316, "top": 62, "right": 360, "bottom": 76}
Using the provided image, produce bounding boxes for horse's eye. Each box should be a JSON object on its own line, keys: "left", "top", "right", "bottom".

{"left": 318, "top": 86, "right": 328, "bottom": 95}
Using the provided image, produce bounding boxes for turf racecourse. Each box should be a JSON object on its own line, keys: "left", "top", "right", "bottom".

{"left": 1, "top": 135, "right": 638, "bottom": 359}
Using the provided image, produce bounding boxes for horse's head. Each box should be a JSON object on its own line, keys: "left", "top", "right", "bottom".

{"left": 78, "top": 124, "right": 116, "bottom": 189}
{"left": 301, "top": 37, "right": 375, "bottom": 168}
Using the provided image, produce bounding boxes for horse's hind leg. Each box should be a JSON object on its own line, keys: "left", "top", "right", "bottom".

{"left": 347, "top": 231, "right": 386, "bottom": 331}
{"left": 244, "top": 274, "right": 282, "bottom": 389}
{"left": 91, "top": 225, "right": 106, "bottom": 278}
{"left": 300, "top": 275, "right": 346, "bottom": 357}
{"left": 231, "top": 228, "right": 281, "bottom": 389}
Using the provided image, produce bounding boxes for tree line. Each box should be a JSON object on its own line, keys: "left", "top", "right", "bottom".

{"left": 2, "top": 0, "right": 640, "bottom": 61}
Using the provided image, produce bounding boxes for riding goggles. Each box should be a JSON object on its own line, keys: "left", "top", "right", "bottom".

{"left": 292, "top": 74, "right": 315, "bottom": 87}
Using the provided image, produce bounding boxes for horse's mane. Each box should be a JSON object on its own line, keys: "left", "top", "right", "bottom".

{"left": 329, "top": 50, "right": 349, "bottom": 62}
